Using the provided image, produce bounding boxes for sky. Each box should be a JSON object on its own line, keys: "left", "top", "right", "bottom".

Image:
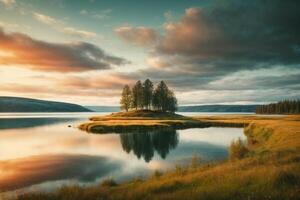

{"left": 0, "top": 0, "right": 300, "bottom": 106}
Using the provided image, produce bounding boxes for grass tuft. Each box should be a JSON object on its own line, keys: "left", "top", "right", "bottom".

{"left": 229, "top": 138, "right": 249, "bottom": 161}
{"left": 100, "top": 178, "right": 118, "bottom": 187}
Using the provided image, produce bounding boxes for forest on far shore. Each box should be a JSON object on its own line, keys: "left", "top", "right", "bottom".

{"left": 256, "top": 100, "right": 300, "bottom": 114}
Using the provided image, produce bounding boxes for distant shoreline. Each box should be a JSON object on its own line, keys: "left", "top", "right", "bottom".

{"left": 0, "top": 96, "right": 91, "bottom": 112}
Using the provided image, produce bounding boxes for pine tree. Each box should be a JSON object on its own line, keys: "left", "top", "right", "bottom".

{"left": 143, "top": 79, "right": 153, "bottom": 110}
{"left": 152, "top": 81, "right": 177, "bottom": 112}
{"left": 120, "top": 85, "right": 131, "bottom": 112}
{"left": 166, "top": 90, "right": 177, "bottom": 113}
{"left": 131, "top": 80, "right": 143, "bottom": 110}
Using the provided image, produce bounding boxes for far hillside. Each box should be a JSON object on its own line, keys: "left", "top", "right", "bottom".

{"left": 0, "top": 96, "right": 91, "bottom": 112}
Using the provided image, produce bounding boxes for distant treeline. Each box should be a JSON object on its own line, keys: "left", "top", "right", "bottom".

{"left": 256, "top": 100, "right": 300, "bottom": 114}
{"left": 120, "top": 79, "right": 177, "bottom": 112}
{"left": 178, "top": 105, "right": 259, "bottom": 112}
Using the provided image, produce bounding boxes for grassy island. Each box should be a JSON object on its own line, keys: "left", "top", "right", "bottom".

{"left": 79, "top": 110, "right": 210, "bottom": 133}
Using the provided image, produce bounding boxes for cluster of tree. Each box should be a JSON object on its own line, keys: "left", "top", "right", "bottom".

{"left": 256, "top": 100, "right": 300, "bottom": 114}
{"left": 120, "top": 79, "right": 178, "bottom": 112}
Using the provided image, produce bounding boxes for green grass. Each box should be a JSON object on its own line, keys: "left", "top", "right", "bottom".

{"left": 10, "top": 115, "right": 300, "bottom": 200}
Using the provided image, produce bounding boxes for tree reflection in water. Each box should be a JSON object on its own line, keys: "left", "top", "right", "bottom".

{"left": 119, "top": 128, "right": 179, "bottom": 162}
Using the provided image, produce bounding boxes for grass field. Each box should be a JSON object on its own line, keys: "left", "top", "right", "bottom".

{"left": 11, "top": 113, "right": 300, "bottom": 200}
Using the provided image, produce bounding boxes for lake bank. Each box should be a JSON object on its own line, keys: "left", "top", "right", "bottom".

{"left": 13, "top": 114, "right": 300, "bottom": 200}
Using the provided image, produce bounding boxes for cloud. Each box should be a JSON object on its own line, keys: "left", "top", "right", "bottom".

{"left": 0, "top": 20, "right": 25, "bottom": 30}
{"left": 80, "top": 9, "right": 112, "bottom": 19}
{"left": 63, "top": 27, "right": 96, "bottom": 38}
{"left": 0, "top": 27, "right": 129, "bottom": 72}
{"left": 157, "top": 8, "right": 222, "bottom": 57}
{"left": 113, "top": 0, "right": 300, "bottom": 104}
{"left": 60, "top": 74, "right": 134, "bottom": 89}
{"left": 146, "top": 57, "right": 171, "bottom": 69}
{"left": 177, "top": 89, "right": 300, "bottom": 105}
{"left": 0, "top": 0, "right": 15, "bottom": 6}
{"left": 114, "top": 26, "right": 158, "bottom": 46}
{"left": 116, "top": 1, "right": 300, "bottom": 71}
{"left": 33, "top": 12, "right": 97, "bottom": 38}
{"left": 157, "top": 3, "right": 300, "bottom": 68}
{"left": 164, "top": 11, "right": 174, "bottom": 22}
{"left": 33, "top": 12, "right": 60, "bottom": 26}
{"left": 0, "top": 72, "right": 134, "bottom": 98}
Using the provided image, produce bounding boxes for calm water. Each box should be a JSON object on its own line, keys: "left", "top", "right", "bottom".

{"left": 0, "top": 112, "right": 245, "bottom": 195}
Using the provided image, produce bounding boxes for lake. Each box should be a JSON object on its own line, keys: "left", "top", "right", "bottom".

{"left": 0, "top": 112, "right": 246, "bottom": 195}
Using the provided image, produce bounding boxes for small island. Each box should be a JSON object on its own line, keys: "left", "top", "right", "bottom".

{"left": 79, "top": 79, "right": 209, "bottom": 133}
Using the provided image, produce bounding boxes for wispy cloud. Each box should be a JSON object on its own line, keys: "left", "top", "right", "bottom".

{"left": 33, "top": 12, "right": 97, "bottom": 38}
{"left": 114, "top": 26, "right": 158, "bottom": 46}
{"left": 80, "top": 9, "right": 112, "bottom": 19}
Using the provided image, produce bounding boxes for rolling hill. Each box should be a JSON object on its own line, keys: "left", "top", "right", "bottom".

{"left": 0, "top": 97, "right": 91, "bottom": 112}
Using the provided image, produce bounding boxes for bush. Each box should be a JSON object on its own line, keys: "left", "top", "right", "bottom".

{"left": 174, "top": 164, "right": 186, "bottom": 176}
{"left": 229, "top": 138, "right": 249, "bottom": 161}
{"left": 100, "top": 178, "right": 118, "bottom": 187}
{"left": 152, "top": 170, "right": 163, "bottom": 178}
{"left": 190, "top": 154, "right": 202, "bottom": 169}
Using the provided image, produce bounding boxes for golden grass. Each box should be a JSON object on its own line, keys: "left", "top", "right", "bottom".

{"left": 197, "top": 115, "right": 300, "bottom": 152}
{"left": 11, "top": 114, "right": 300, "bottom": 200}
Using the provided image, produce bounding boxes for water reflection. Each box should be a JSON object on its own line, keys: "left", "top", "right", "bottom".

{"left": 0, "top": 154, "right": 121, "bottom": 192}
{"left": 120, "top": 128, "right": 179, "bottom": 162}
{"left": 0, "top": 118, "right": 77, "bottom": 130}
{"left": 0, "top": 113, "right": 245, "bottom": 194}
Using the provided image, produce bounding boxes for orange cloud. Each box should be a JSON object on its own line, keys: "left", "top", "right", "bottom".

{"left": 0, "top": 72, "right": 135, "bottom": 102}
{"left": 0, "top": 0, "right": 15, "bottom": 6}
{"left": 60, "top": 74, "right": 135, "bottom": 89}
{"left": 146, "top": 57, "right": 171, "bottom": 69}
{"left": 114, "top": 26, "right": 158, "bottom": 46}
{"left": 157, "top": 8, "right": 222, "bottom": 57}
{"left": 0, "top": 27, "right": 128, "bottom": 72}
